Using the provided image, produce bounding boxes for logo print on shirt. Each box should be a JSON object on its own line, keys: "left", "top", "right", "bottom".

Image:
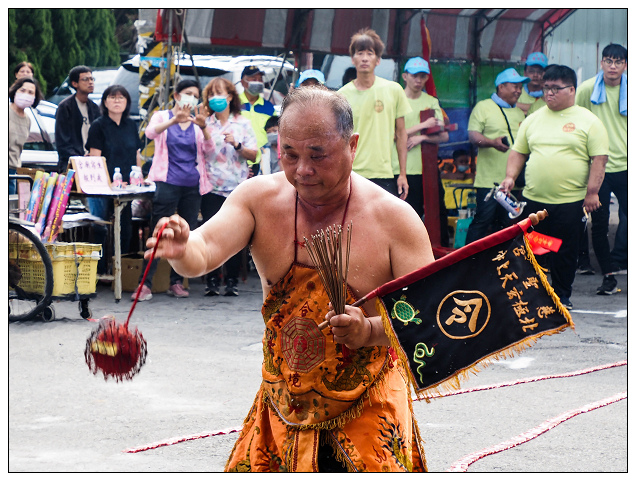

{"left": 562, "top": 122, "right": 575, "bottom": 133}
{"left": 374, "top": 100, "right": 384, "bottom": 113}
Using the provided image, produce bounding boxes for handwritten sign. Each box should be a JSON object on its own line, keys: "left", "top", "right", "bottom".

{"left": 70, "top": 156, "right": 114, "bottom": 195}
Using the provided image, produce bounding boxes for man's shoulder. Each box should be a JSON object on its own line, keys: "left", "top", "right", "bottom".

{"left": 578, "top": 77, "right": 596, "bottom": 92}
{"left": 473, "top": 98, "right": 495, "bottom": 110}
{"left": 375, "top": 77, "right": 404, "bottom": 93}
{"left": 56, "top": 95, "right": 75, "bottom": 112}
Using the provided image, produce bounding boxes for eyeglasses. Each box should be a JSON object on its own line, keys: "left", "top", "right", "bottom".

{"left": 79, "top": 77, "right": 95, "bottom": 82}
{"left": 602, "top": 58, "right": 626, "bottom": 67}
{"left": 107, "top": 95, "right": 126, "bottom": 102}
{"left": 542, "top": 85, "right": 573, "bottom": 94}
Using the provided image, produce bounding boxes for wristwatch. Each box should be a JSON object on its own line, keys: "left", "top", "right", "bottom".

{"left": 235, "top": 142, "right": 242, "bottom": 151}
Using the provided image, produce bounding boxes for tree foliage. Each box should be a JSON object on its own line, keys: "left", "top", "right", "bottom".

{"left": 9, "top": 9, "right": 122, "bottom": 95}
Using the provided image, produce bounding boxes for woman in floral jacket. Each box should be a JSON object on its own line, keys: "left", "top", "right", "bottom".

{"left": 201, "top": 77, "right": 258, "bottom": 296}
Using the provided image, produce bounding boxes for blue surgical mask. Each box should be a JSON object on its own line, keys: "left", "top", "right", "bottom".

{"left": 208, "top": 95, "right": 228, "bottom": 113}
{"left": 457, "top": 165, "right": 469, "bottom": 173}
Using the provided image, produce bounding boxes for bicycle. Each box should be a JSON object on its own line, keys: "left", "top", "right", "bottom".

{"left": 9, "top": 216, "right": 55, "bottom": 322}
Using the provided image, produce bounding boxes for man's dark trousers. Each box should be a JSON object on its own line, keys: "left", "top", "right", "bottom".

{"left": 522, "top": 198, "right": 585, "bottom": 301}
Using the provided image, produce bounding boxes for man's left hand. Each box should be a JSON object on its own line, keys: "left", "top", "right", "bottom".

{"left": 325, "top": 305, "right": 372, "bottom": 350}
{"left": 583, "top": 192, "right": 601, "bottom": 214}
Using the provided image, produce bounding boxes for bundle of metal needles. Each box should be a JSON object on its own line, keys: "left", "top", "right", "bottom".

{"left": 304, "top": 222, "right": 353, "bottom": 316}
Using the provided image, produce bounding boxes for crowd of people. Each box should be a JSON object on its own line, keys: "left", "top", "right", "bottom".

{"left": 9, "top": 28, "right": 626, "bottom": 472}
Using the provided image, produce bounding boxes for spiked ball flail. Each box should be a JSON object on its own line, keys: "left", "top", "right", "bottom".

{"left": 85, "top": 315, "right": 147, "bottom": 382}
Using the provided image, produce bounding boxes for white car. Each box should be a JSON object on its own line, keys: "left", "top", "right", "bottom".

{"left": 112, "top": 53, "right": 296, "bottom": 121}
{"left": 20, "top": 100, "right": 59, "bottom": 171}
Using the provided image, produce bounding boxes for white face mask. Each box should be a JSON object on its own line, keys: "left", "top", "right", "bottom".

{"left": 176, "top": 93, "right": 199, "bottom": 110}
{"left": 266, "top": 132, "right": 278, "bottom": 146}
{"left": 14, "top": 91, "right": 35, "bottom": 109}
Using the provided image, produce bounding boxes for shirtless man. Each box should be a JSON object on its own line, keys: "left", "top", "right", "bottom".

{"left": 146, "top": 87, "right": 435, "bottom": 472}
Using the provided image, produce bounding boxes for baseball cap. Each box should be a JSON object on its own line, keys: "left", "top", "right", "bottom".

{"left": 404, "top": 57, "right": 430, "bottom": 75}
{"left": 296, "top": 69, "right": 325, "bottom": 87}
{"left": 241, "top": 65, "right": 264, "bottom": 78}
{"left": 525, "top": 52, "right": 548, "bottom": 68}
{"left": 495, "top": 68, "right": 530, "bottom": 86}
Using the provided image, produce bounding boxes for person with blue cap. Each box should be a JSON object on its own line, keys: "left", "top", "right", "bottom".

{"left": 389, "top": 56, "right": 448, "bottom": 221}
{"left": 576, "top": 43, "right": 627, "bottom": 296}
{"left": 465, "top": 67, "right": 528, "bottom": 244}
{"left": 296, "top": 69, "right": 325, "bottom": 88}
{"left": 517, "top": 51, "right": 548, "bottom": 115}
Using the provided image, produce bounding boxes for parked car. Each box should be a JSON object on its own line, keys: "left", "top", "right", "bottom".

{"left": 19, "top": 100, "right": 59, "bottom": 171}
{"left": 111, "top": 54, "right": 296, "bottom": 122}
{"left": 47, "top": 67, "right": 119, "bottom": 105}
{"left": 20, "top": 54, "right": 296, "bottom": 170}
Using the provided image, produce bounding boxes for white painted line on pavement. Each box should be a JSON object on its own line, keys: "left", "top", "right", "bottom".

{"left": 570, "top": 309, "right": 626, "bottom": 318}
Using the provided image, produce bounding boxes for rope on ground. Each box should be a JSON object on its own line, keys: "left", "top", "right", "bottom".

{"left": 446, "top": 391, "right": 627, "bottom": 472}
{"left": 122, "top": 359, "right": 626, "bottom": 453}
{"left": 124, "top": 426, "right": 243, "bottom": 453}
{"left": 417, "top": 359, "right": 627, "bottom": 400}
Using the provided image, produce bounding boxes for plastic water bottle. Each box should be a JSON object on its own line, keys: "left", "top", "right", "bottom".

{"left": 113, "top": 167, "right": 123, "bottom": 189}
{"left": 130, "top": 166, "right": 141, "bottom": 187}
{"left": 466, "top": 191, "right": 477, "bottom": 218}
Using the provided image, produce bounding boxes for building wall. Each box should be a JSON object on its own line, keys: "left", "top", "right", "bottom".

{"left": 543, "top": 8, "right": 628, "bottom": 84}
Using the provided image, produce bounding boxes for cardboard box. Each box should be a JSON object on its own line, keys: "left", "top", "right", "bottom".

{"left": 115, "top": 254, "right": 189, "bottom": 293}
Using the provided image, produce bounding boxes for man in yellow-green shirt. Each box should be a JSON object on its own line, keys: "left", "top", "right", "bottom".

{"left": 239, "top": 65, "right": 276, "bottom": 175}
{"left": 576, "top": 43, "right": 627, "bottom": 296}
{"left": 517, "top": 52, "right": 548, "bottom": 116}
{"left": 465, "top": 67, "right": 528, "bottom": 244}
{"left": 390, "top": 57, "right": 448, "bottom": 219}
{"left": 501, "top": 65, "right": 609, "bottom": 310}
{"left": 339, "top": 28, "right": 411, "bottom": 199}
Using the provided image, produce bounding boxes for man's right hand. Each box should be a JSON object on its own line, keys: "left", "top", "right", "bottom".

{"left": 499, "top": 177, "right": 516, "bottom": 193}
{"left": 144, "top": 214, "right": 190, "bottom": 261}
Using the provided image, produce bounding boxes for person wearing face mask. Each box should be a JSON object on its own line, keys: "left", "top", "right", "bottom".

{"left": 9, "top": 77, "right": 43, "bottom": 194}
{"left": 259, "top": 115, "right": 280, "bottom": 175}
{"left": 200, "top": 77, "right": 258, "bottom": 296}
{"left": 440, "top": 149, "right": 475, "bottom": 214}
{"left": 132, "top": 79, "right": 215, "bottom": 301}
{"left": 239, "top": 65, "right": 275, "bottom": 176}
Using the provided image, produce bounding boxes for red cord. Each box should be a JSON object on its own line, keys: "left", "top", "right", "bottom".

{"left": 126, "top": 222, "right": 168, "bottom": 327}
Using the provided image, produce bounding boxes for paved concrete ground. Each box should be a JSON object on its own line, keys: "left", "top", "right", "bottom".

{"left": 8, "top": 203, "right": 627, "bottom": 472}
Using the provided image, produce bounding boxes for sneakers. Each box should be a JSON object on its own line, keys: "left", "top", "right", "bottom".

{"left": 576, "top": 264, "right": 595, "bottom": 275}
{"left": 167, "top": 282, "right": 189, "bottom": 298}
{"left": 131, "top": 283, "right": 153, "bottom": 302}
{"left": 560, "top": 298, "right": 573, "bottom": 310}
{"left": 224, "top": 278, "right": 239, "bottom": 297}
{"left": 205, "top": 278, "right": 220, "bottom": 296}
{"left": 597, "top": 275, "right": 618, "bottom": 295}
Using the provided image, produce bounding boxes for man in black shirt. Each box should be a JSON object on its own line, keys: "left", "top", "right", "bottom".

{"left": 55, "top": 65, "right": 101, "bottom": 173}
